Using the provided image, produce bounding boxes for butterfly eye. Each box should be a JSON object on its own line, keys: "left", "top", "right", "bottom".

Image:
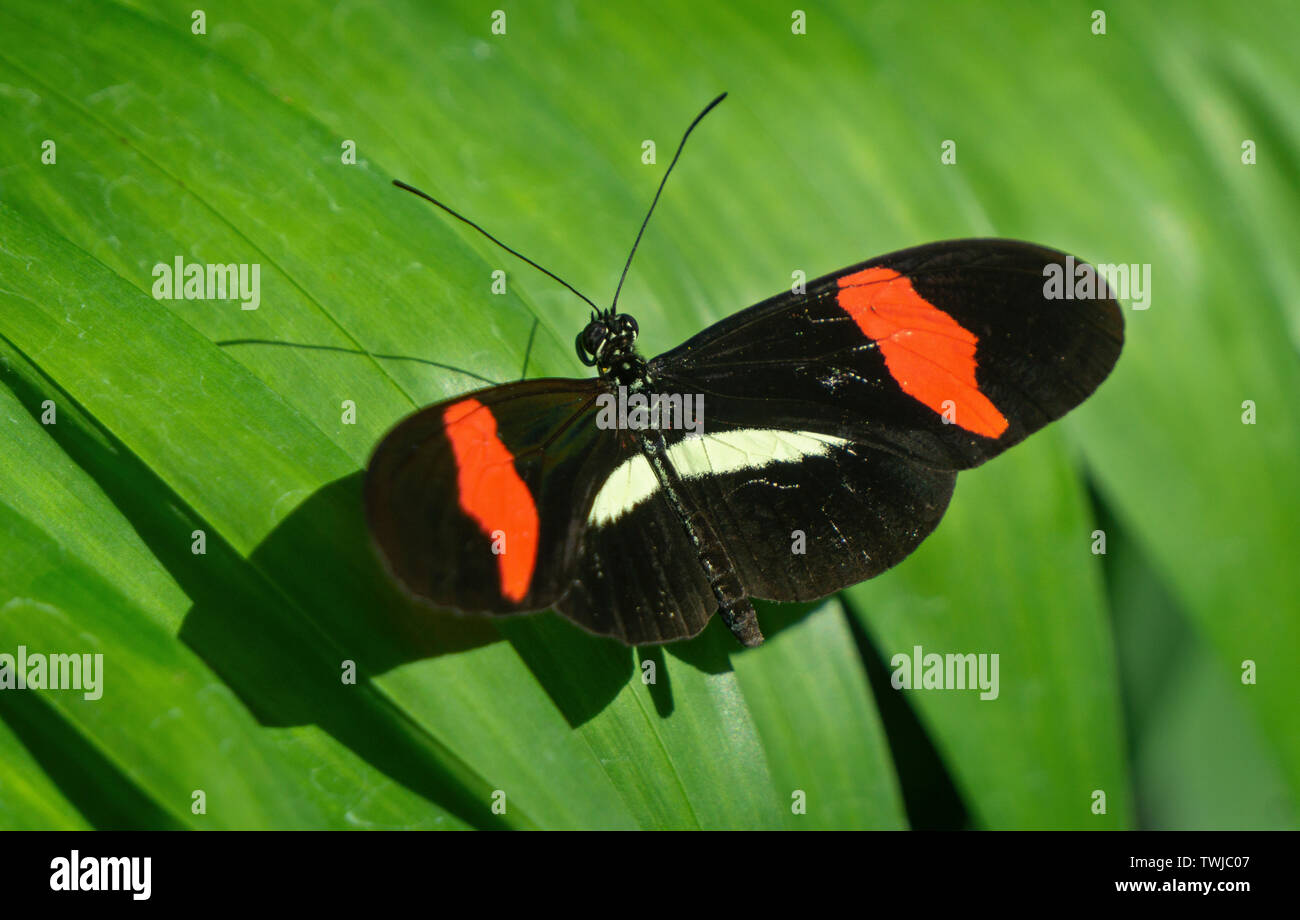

{"left": 576, "top": 321, "right": 608, "bottom": 366}
{"left": 585, "top": 322, "right": 609, "bottom": 352}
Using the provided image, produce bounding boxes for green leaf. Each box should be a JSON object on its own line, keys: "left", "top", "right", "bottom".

{"left": 844, "top": 435, "right": 1130, "bottom": 829}
{"left": 1, "top": 0, "right": 1294, "bottom": 830}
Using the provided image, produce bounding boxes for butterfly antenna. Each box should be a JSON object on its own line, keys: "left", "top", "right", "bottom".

{"left": 392, "top": 180, "right": 599, "bottom": 311}
{"left": 610, "top": 92, "right": 727, "bottom": 311}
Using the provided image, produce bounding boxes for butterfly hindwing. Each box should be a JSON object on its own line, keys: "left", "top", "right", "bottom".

{"left": 558, "top": 485, "right": 717, "bottom": 644}
{"left": 580, "top": 425, "right": 956, "bottom": 606}
{"left": 650, "top": 239, "right": 1124, "bottom": 471}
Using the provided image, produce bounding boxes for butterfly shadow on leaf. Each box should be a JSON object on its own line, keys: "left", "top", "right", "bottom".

{"left": 177, "top": 471, "right": 646, "bottom": 730}
{"left": 204, "top": 327, "right": 658, "bottom": 727}
{"left": 6, "top": 338, "right": 810, "bottom": 829}
{"left": 178, "top": 466, "right": 811, "bottom": 734}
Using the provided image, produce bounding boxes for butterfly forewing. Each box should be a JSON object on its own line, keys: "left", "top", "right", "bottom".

{"left": 650, "top": 239, "right": 1124, "bottom": 470}
{"left": 364, "top": 378, "right": 723, "bottom": 644}
{"left": 364, "top": 379, "right": 619, "bottom": 614}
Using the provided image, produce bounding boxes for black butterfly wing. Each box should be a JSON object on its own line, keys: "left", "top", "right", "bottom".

{"left": 650, "top": 239, "right": 1124, "bottom": 471}
{"left": 573, "top": 423, "right": 958, "bottom": 608}
{"left": 556, "top": 487, "right": 716, "bottom": 644}
{"left": 364, "top": 378, "right": 717, "bottom": 643}
{"left": 633, "top": 239, "right": 1122, "bottom": 604}
{"left": 658, "top": 431, "right": 957, "bottom": 604}
{"left": 365, "top": 379, "right": 614, "bottom": 614}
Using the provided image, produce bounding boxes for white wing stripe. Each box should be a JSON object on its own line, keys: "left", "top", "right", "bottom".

{"left": 587, "top": 429, "right": 850, "bottom": 526}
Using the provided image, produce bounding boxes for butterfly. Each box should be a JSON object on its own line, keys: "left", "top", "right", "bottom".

{"left": 364, "top": 94, "right": 1123, "bottom": 647}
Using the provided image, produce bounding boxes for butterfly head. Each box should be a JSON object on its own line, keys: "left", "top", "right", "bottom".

{"left": 576, "top": 308, "right": 645, "bottom": 384}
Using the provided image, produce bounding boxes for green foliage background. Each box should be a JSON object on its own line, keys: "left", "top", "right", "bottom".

{"left": 0, "top": 0, "right": 1296, "bottom": 829}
